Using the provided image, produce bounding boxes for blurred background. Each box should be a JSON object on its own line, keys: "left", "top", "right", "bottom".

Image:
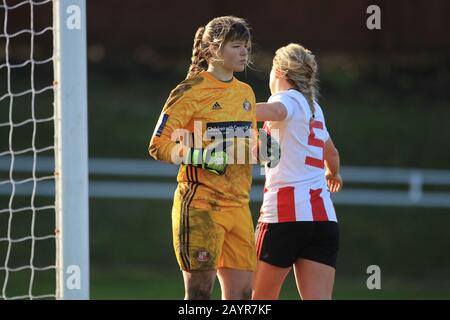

{"left": 1, "top": 0, "right": 450, "bottom": 299}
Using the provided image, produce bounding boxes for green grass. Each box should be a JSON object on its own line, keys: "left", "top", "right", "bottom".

{"left": 89, "top": 198, "right": 450, "bottom": 275}
{"left": 87, "top": 198, "right": 450, "bottom": 299}
{"left": 2, "top": 196, "right": 450, "bottom": 299}
{"left": 88, "top": 268, "right": 450, "bottom": 300}
{"left": 4, "top": 267, "right": 449, "bottom": 299}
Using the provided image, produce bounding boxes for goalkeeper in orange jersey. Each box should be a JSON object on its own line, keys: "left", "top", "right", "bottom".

{"left": 148, "top": 16, "right": 259, "bottom": 300}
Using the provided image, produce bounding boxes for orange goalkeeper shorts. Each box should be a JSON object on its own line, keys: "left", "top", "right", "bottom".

{"left": 171, "top": 183, "right": 256, "bottom": 272}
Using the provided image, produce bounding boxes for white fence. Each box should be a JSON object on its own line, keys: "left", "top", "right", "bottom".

{"left": 1, "top": 156, "right": 450, "bottom": 208}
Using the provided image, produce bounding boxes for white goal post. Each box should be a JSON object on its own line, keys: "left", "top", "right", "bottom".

{"left": 0, "top": 0, "right": 89, "bottom": 300}
{"left": 53, "top": 0, "right": 89, "bottom": 300}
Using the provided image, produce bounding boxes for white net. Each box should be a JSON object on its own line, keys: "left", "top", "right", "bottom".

{"left": 0, "top": 0, "right": 56, "bottom": 299}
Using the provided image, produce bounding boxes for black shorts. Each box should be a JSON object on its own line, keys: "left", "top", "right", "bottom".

{"left": 255, "top": 221, "right": 339, "bottom": 269}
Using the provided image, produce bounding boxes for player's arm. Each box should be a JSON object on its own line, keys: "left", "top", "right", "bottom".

{"left": 256, "top": 102, "right": 288, "bottom": 121}
{"left": 149, "top": 80, "right": 228, "bottom": 175}
{"left": 324, "top": 137, "right": 343, "bottom": 192}
{"left": 148, "top": 85, "right": 194, "bottom": 164}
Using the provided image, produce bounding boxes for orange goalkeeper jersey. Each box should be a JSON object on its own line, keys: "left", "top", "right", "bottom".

{"left": 149, "top": 71, "right": 257, "bottom": 210}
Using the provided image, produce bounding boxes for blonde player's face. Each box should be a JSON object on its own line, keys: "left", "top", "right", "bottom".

{"left": 220, "top": 40, "right": 249, "bottom": 72}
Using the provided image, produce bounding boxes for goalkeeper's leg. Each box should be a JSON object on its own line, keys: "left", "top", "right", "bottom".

{"left": 216, "top": 205, "right": 256, "bottom": 300}
{"left": 172, "top": 186, "right": 227, "bottom": 299}
{"left": 182, "top": 270, "right": 217, "bottom": 300}
{"left": 217, "top": 268, "right": 253, "bottom": 300}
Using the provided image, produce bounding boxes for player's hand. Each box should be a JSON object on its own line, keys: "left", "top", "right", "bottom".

{"left": 326, "top": 172, "right": 343, "bottom": 193}
{"left": 184, "top": 140, "right": 231, "bottom": 175}
{"left": 258, "top": 130, "right": 281, "bottom": 168}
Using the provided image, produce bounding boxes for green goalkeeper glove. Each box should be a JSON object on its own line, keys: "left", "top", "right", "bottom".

{"left": 183, "top": 141, "right": 230, "bottom": 175}
{"left": 258, "top": 130, "right": 281, "bottom": 168}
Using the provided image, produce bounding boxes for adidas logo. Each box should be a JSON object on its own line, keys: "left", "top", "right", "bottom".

{"left": 211, "top": 102, "right": 222, "bottom": 110}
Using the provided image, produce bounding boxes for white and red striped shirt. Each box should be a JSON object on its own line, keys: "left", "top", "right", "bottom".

{"left": 259, "top": 89, "right": 337, "bottom": 223}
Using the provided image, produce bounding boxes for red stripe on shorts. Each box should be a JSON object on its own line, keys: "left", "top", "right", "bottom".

{"left": 256, "top": 222, "right": 268, "bottom": 259}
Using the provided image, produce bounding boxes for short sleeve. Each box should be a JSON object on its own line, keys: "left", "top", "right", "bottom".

{"left": 268, "top": 92, "right": 296, "bottom": 121}
{"left": 316, "top": 103, "right": 330, "bottom": 141}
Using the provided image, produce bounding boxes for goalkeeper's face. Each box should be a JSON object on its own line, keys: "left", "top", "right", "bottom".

{"left": 220, "top": 40, "right": 249, "bottom": 72}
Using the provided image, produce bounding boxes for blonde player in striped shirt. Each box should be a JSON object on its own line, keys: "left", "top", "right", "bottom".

{"left": 252, "top": 43, "right": 343, "bottom": 300}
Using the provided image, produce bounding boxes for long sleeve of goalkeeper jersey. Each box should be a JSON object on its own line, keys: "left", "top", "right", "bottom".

{"left": 148, "top": 81, "right": 197, "bottom": 164}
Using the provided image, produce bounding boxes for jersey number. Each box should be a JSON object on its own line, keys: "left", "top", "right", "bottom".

{"left": 305, "top": 120, "right": 325, "bottom": 169}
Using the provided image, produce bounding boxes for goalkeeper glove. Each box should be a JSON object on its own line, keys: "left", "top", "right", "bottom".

{"left": 183, "top": 140, "right": 230, "bottom": 175}
{"left": 258, "top": 130, "right": 281, "bottom": 168}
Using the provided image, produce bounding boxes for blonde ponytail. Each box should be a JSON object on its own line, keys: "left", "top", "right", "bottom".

{"left": 273, "top": 43, "right": 318, "bottom": 120}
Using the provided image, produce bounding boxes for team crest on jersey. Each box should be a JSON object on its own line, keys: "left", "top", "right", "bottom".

{"left": 243, "top": 99, "right": 252, "bottom": 111}
{"left": 195, "top": 249, "right": 210, "bottom": 262}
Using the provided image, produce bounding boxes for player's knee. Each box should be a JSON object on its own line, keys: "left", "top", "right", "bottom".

{"left": 301, "top": 290, "right": 332, "bottom": 300}
{"left": 185, "top": 278, "right": 214, "bottom": 300}
{"left": 241, "top": 286, "right": 252, "bottom": 300}
{"left": 227, "top": 285, "right": 252, "bottom": 300}
{"left": 183, "top": 270, "right": 216, "bottom": 300}
{"left": 185, "top": 287, "right": 212, "bottom": 300}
